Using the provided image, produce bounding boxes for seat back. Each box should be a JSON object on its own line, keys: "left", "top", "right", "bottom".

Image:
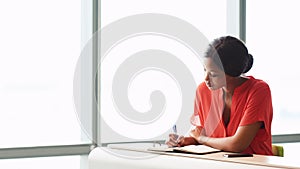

{"left": 272, "top": 144, "right": 284, "bottom": 157}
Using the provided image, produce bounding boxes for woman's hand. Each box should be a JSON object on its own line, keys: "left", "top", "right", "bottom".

{"left": 189, "top": 127, "right": 206, "bottom": 144}
{"left": 177, "top": 137, "right": 199, "bottom": 147}
{"left": 165, "top": 133, "right": 199, "bottom": 147}
{"left": 165, "top": 133, "right": 181, "bottom": 147}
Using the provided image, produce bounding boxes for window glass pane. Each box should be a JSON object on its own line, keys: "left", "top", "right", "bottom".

{"left": 100, "top": 0, "right": 227, "bottom": 143}
{"left": 101, "top": 0, "right": 227, "bottom": 41}
{"left": 0, "top": 0, "right": 90, "bottom": 147}
{"left": 246, "top": 0, "right": 300, "bottom": 134}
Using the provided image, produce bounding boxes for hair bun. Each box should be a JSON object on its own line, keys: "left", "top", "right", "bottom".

{"left": 243, "top": 54, "right": 253, "bottom": 73}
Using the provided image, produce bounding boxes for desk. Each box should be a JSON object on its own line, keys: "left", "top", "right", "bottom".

{"left": 89, "top": 144, "right": 300, "bottom": 169}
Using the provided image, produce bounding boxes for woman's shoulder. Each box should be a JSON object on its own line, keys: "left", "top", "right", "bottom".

{"left": 245, "top": 76, "right": 272, "bottom": 95}
{"left": 235, "top": 76, "right": 271, "bottom": 95}
{"left": 196, "top": 82, "right": 211, "bottom": 94}
{"left": 248, "top": 76, "right": 270, "bottom": 89}
{"left": 198, "top": 82, "right": 207, "bottom": 89}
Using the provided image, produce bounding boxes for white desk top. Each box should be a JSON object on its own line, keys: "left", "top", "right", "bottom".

{"left": 88, "top": 143, "right": 300, "bottom": 169}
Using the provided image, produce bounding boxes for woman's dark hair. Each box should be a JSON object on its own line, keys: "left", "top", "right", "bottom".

{"left": 205, "top": 36, "right": 253, "bottom": 77}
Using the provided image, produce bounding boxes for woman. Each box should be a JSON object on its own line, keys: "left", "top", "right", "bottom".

{"left": 166, "top": 36, "right": 273, "bottom": 155}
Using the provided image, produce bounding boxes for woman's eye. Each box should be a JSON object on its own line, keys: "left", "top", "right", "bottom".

{"left": 210, "top": 74, "right": 218, "bottom": 77}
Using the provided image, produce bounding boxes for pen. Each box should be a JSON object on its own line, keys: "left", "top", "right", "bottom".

{"left": 172, "top": 124, "right": 180, "bottom": 144}
{"left": 223, "top": 153, "right": 253, "bottom": 158}
{"left": 172, "top": 124, "right": 177, "bottom": 134}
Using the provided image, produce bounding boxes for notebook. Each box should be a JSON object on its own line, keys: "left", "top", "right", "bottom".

{"left": 148, "top": 145, "right": 221, "bottom": 155}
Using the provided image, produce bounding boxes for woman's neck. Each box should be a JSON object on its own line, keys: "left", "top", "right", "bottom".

{"left": 223, "top": 76, "right": 248, "bottom": 96}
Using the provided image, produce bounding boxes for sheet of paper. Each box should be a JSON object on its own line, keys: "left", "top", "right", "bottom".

{"left": 148, "top": 145, "right": 220, "bottom": 155}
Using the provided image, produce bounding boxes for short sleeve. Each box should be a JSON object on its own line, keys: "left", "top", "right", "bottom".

{"left": 240, "top": 82, "right": 273, "bottom": 134}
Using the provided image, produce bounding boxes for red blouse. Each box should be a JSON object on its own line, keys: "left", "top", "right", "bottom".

{"left": 191, "top": 76, "right": 273, "bottom": 155}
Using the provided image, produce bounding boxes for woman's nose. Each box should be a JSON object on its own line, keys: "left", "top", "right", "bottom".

{"left": 204, "top": 72, "right": 209, "bottom": 82}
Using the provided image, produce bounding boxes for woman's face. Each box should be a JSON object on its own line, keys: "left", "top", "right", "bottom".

{"left": 203, "top": 58, "right": 226, "bottom": 90}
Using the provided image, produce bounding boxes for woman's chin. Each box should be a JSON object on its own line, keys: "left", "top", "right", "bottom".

{"left": 207, "top": 85, "right": 218, "bottom": 90}
{"left": 206, "top": 85, "right": 213, "bottom": 90}
{"left": 209, "top": 87, "right": 216, "bottom": 90}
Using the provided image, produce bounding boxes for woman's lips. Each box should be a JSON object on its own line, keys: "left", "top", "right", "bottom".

{"left": 205, "top": 81, "right": 211, "bottom": 87}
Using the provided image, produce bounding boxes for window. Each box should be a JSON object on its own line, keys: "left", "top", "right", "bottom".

{"left": 100, "top": 0, "right": 230, "bottom": 144}
{"left": 0, "top": 0, "right": 92, "bottom": 148}
{"left": 2, "top": 0, "right": 298, "bottom": 165}
{"left": 246, "top": 0, "right": 300, "bottom": 135}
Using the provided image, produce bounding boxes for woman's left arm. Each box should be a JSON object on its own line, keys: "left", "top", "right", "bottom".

{"left": 190, "top": 121, "right": 263, "bottom": 152}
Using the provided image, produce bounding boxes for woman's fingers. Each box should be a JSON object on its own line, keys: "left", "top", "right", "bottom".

{"left": 166, "top": 134, "right": 181, "bottom": 147}
{"left": 176, "top": 135, "right": 185, "bottom": 147}
{"left": 178, "top": 136, "right": 199, "bottom": 147}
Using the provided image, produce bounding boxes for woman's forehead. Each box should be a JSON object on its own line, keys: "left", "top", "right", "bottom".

{"left": 203, "top": 58, "right": 223, "bottom": 72}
